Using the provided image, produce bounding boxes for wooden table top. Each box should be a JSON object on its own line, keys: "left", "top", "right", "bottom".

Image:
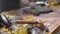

{"left": 1, "top": 9, "right": 60, "bottom": 34}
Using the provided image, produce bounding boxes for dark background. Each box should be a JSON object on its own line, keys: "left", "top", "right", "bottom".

{"left": 0, "top": 0, "right": 20, "bottom": 12}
